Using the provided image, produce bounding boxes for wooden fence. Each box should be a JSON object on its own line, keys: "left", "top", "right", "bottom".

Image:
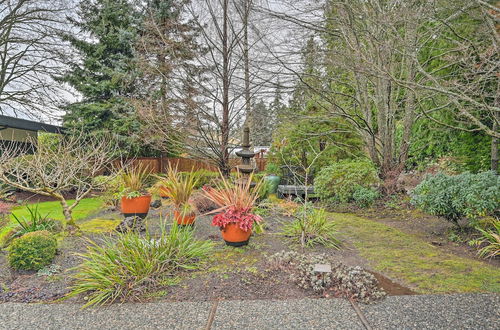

{"left": 114, "top": 157, "right": 267, "bottom": 173}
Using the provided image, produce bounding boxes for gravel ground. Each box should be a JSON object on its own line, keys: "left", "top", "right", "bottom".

{"left": 360, "top": 293, "right": 500, "bottom": 330}
{"left": 211, "top": 298, "right": 363, "bottom": 330}
{"left": 1, "top": 294, "right": 498, "bottom": 330}
{"left": 0, "top": 301, "right": 212, "bottom": 330}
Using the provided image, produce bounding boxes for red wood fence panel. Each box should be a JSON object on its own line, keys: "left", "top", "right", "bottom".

{"left": 114, "top": 157, "right": 267, "bottom": 173}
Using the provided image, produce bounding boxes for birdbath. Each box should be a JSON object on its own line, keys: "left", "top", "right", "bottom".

{"left": 235, "top": 126, "right": 256, "bottom": 185}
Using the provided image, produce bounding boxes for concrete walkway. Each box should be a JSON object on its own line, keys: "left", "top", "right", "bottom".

{"left": 0, "top": 294, "right": 498, "bottom": 330}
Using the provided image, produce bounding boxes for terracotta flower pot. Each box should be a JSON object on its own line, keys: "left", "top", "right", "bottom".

{"left": 174, "top": 209, "right": 196, "bottom": 226}
{"left": 221, "top": 223, "right": 252, "bottom": 247}
{"left": 121, "top": 195, "right": 152, "bottom": 219}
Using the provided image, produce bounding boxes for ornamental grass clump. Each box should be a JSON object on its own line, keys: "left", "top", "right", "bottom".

{"left": 67, "top": 222, "right": 214, "bottom": 307}
{"left": 202, "top": 172, "right": 263, "bottom": 232}
{"left": 119, "top": 165, "right": 151, "bottom": 198}
{"left": 469, "top": 220, "right": 500, "bottom": 259}
{"left": 11, "top": 205, "right": 59, "bottom": 239}
{"left": 281, "top": 206, "right": 341, "bottom": 249}
{"left": 155, "top": 166, "right": 200, "bottom": 216}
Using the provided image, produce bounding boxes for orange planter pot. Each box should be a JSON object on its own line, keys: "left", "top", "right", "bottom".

{"left": 221, "top": 223, "right": 252, "bottom": 247}
{"left": 121, "top": 195, "right": 151, "bottom": 219}
{"left": 174, "top": 210, "right": 196, "bottom": 226}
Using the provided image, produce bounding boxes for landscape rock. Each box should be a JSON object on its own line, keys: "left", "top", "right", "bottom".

{"left": 116, "top": 216, "right": 145, "bottom": 233}
{"left": 150, "top": 199, "right": 162, "bottom": 209}
{"left": 191, "top": 191, "right": 218, "bottom": 213}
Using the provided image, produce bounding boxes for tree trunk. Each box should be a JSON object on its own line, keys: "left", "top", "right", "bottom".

{"left": 59, "top": 197, "right": 76, "bottom": 228}
{"left": 220, "top": 0, "right": 230, "bottom": 177}
{"left": 243, "top": 0, "right": 251, "bottom": 121}
{"left": 492, "top": 119, "right": 499, "bottom": 173}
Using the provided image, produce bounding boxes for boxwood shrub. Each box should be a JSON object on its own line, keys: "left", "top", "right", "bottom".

{"left": 314, "top": 159, "right": 379, "bottom": 203}
{"left": 8, "top": 230, "right": 57, "bottom": 271}
{"left": 411, "top": 171, "right": 500, "bottom": 226}
{"left": 352, "top": 186, "right": 380, "bottom": 208}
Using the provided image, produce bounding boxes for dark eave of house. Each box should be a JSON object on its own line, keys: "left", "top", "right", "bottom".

{"left": 0, "top": 114, "right": 63, "bottom": 134}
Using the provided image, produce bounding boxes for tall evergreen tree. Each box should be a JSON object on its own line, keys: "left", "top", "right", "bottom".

{"left": 248, "top": 99, "right": 272, "bottom": 146}
{"left": 59, "top": 0, "right": 145, "bottom": 156}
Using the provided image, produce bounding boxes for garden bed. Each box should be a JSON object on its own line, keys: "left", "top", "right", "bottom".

{"left": 1, "top": 197, "right": 498, "bottom": 305}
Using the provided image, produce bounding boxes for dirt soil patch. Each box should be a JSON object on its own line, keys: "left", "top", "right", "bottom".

{"left": 0, "top": 234, "right": 93, "bottom": 303}
{"left": 0, "top": 201, "right": 414, "bottom": 304}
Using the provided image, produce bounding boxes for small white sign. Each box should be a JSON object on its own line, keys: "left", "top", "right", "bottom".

{"left": 313, "top": 263, "right": 332, "bottom": 273}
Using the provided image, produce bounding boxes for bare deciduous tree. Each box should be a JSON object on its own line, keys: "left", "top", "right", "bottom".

{"left": 261, "top": 0, "right": 428, "bottom": 178}
{"left": 260, "top": 0, "right": 499, "bottom": 176}
{"left": 0, "top": 0, "right": 71, "bottom": 119}
{"left": 0, "top": 134, "right": 115, "bottom": 229}
{"left": 182, "top": 0, "right": 248, "bottom": 175}
{"left": 133, "top": 0, "right": 203, "bottom": 157}
{"left": 183, "top": 0, "right": 273, "bottom": 175}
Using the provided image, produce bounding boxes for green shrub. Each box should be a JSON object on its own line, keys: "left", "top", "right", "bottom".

{"left": 255, "top": 179, "right": 272, "bottom": 200}
{"left": 352, "top": 186, "right": 379, "bottom": 208}
{"left": 411, "top": 171, "right": 500, "bottom": 226}
{"left": 281, "top": 206, "right": 341, "bottom": 248}
{"left": 264, "top": 163, "right": 281, "bottom": 176}
{"left": 8, "top": 230, "right": 57, "bottom": 271}
{"left": 183, "top": 170, "right": 219, "bottom": 189}
{"left": 68, "top": 222, "right": 214, "bottom": 307}
{"left": 314, "top": 159, "right": 379, "bottom": 203}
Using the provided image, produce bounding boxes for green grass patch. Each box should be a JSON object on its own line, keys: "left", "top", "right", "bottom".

{"left": 1, "top": 198, "right": 104, "bottom": 245}
{"left": 332, "top": 212, "right": 500, "bottom": 294}
{"left": 9, "top": 198, "right": 104, "bottom": 222}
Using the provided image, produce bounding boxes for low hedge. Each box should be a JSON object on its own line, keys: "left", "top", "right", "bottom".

{"left": 8, "top": 230, "right": 57, "bottom": 271}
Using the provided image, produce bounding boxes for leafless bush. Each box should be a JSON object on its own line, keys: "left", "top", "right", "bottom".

{"left": 0, "top": 134, "right": 116, "bottom": 229}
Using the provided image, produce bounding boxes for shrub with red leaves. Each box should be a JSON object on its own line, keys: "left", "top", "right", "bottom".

{"left": 212, "top": 207, "right": 262, "bottom": 232}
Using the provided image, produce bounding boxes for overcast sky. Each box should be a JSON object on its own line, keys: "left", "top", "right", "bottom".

{"left": 1, "top": 0, "right": 323, "bottom": 126}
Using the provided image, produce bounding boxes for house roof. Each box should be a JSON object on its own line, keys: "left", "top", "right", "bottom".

{"left": 0, "top": 115, "right": 63, "bottom": 134}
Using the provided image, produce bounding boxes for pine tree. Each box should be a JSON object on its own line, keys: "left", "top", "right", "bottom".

{"left": 248, "top": 99, "right": 272, "bottom": 146}
{"left": 59, "top": 0, "right": 145, "bottom": 156}
{"left": 269, "top": 83, "right": 286, "bottom": 127}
